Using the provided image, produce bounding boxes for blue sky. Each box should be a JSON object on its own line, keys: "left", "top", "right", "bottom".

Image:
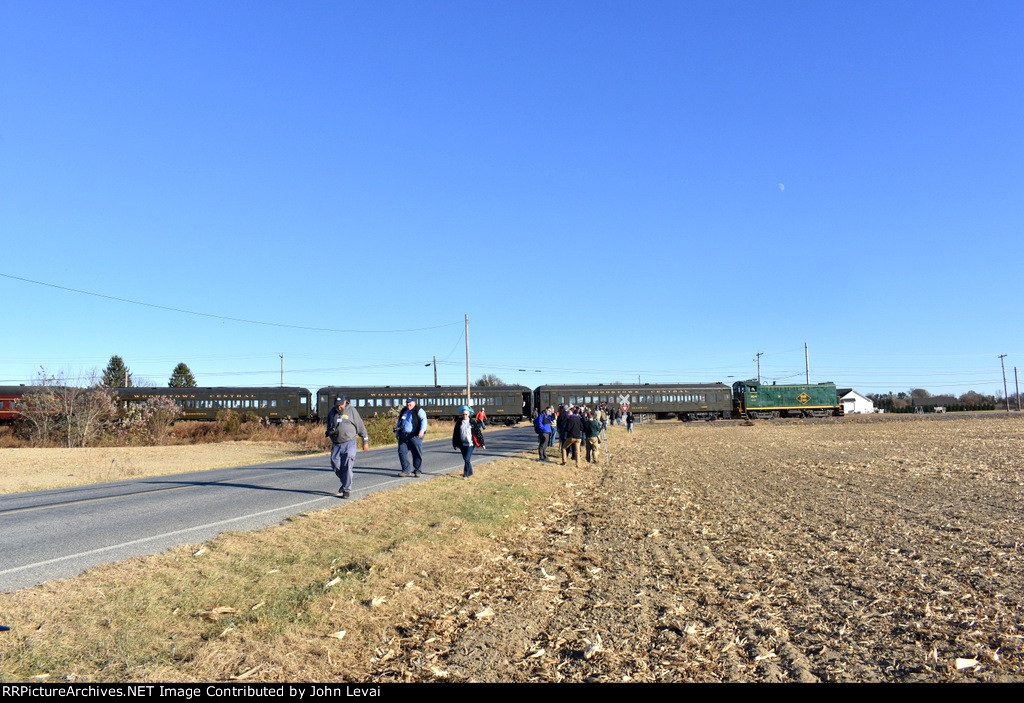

{"left": 2, "top": 1, "right": 1021, "bottom": 398}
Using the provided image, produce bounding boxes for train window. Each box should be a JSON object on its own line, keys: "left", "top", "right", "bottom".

{"left": 271, "top": 400, "right": 277, "bottom": 407}
{"left": 284, "top": 399, "right": 290, "bottom": 406}
{"left": 300, "top": 397, "right": 307, "bottom": 405}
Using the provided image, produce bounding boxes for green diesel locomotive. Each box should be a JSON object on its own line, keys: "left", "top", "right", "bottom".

{"left": 732, "top": 379, "right": 843, "bottom": 419}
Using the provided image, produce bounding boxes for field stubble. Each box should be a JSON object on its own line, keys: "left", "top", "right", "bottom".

{"left": 376, "top": 414, "right": 1024, "bottom": 682}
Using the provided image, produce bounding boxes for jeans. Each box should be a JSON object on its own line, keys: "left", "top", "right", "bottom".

{"left": 460, "top": 444, "right": 475, "bottom": 477}
{"left": 397, "top": 433, "right": 423, "bottom": 474}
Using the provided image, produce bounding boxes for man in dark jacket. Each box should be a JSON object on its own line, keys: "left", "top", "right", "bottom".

{"left": 583, "top": 411, "right": 602, "bottom": 464}
{"left": 561, "top": 407, "right": 584, "bottom": 468}
{"left": 395, "top": 398, "right": 428, "bottom": 477}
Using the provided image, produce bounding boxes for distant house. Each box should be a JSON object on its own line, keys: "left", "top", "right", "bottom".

{"left": 838, "top": 389, "right": 875, "bottom": 414}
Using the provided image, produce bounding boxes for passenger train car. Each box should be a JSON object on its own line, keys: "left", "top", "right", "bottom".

{"left": 0, "top": 386, "right": 28, "bottom": 423}
{"left": 316, "top": 385, "right": 533, "bottom": 425}
{"left": 535, "top": 383, "right": 733, "bottom": 421}
{"left": 113, "top": 387, "right": 314, "bottom": 421}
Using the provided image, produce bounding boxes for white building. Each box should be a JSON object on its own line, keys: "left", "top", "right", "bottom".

{"left": 838, "top": 388, "right": 876, "bottom": 414}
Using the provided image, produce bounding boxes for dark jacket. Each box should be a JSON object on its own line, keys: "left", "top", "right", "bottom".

{"left": 452, "top": 417, "right": 485, "bottom": 449}
{"left": 563, "top": 414, "right": 584, "bottom": 439}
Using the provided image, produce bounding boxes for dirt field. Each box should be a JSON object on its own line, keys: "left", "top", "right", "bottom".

{"left": 372, "top": 415, "right": 1024, "bottom": 682}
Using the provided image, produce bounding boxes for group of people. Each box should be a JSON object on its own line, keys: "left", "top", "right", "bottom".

{"left": 325, "top": 394, "right": 640, "bottom": 497}
{"left": 534, "top": 403, "right": 635, "bottom": 467}
{"left": 324, "top": 395, "right": 487, "bottom": 497}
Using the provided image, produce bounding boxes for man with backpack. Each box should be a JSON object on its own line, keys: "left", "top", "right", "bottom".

{"left": 396, "top": 397, "right": 428, "bottom": 477}
{"left": 535, "top": 405, "right": 554, "bottom": 462}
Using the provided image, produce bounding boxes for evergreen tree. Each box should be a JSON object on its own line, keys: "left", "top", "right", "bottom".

{"left": 168, "top": 363, "right": 197, "bottom": 388}
{"left": 475, "top": 374, "right": 505, "bottom": 387}
{"left": 101, "top": 355, "right": 133, "bottom": 388}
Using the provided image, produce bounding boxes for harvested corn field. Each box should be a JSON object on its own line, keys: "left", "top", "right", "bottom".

{"left": 375, "top": 415, "right": 1024, "bottom": 682}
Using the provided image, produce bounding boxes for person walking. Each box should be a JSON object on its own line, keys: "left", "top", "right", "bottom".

{"left": 452, "top": 405, "right": 485, "bottom": 477}
{"left": 535, "top": 405, "right": 554, "bottom": 461}
{"left": 325, "top": 394, "right": 369, "bottom": 499}
{"left": 626, "top": 410, "right": 635, "bottom": 433}
{"left": 395, "top": 397, "right": 427, "bottom": 477}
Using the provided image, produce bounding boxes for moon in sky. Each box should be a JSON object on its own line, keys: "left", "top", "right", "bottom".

{"left": 778, "top": 183, "right": 785, "bottom": 191}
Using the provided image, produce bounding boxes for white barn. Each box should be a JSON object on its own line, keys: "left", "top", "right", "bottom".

{"left": 838, "top": 389, "right": 875, "bottom": 414}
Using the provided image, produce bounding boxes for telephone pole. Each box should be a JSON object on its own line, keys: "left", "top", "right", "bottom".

{"left": 999, "top": 355, "right": 1009, "bottom": 413}
{"left": 1015, "top": 367, "right": 1020, "bottom": 412}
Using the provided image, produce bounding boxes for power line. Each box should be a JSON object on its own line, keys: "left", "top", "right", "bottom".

{"left": 0, "top": 272, "right": 461, "bottom": 334}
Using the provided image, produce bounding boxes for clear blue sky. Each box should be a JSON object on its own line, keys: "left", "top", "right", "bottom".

{"left": 2, "top": 1, "right": 1021, "bottom": 399}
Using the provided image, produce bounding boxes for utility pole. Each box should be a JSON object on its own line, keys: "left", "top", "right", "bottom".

{"left": 280, "top": 354, "right": 284, "bottom": 387}
{"left": 805, "top": 343, "right": 810, "bottom": 385}
{"left": 1015, "top": 366, "right": 1020, "bottom": 412}
{"left": 999, "top": 355, "right": 1009, "bottom": 413}
{"left": 465, "top": 314, "right": 471, "bottom": 405}
{"left": 433, "top": 356, "right": 438, "bottom": 387}
{"left": 756, "top": 352, "right": 763, "bottom": 383}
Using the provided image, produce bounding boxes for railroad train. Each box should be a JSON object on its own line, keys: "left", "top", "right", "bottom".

{"left": 1, "top": 380, "right": 843, "bottom": 424}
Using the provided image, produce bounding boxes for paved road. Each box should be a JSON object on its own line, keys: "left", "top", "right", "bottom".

{"left": 0, "top": 425, "right": 540, "bottom": 593}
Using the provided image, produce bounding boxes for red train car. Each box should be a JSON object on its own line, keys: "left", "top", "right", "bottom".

{"left": 0, "top": 386, "right": 27, "bottom": 423}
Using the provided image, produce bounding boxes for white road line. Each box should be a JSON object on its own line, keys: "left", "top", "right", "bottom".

{"left": 0, "top": 494, "right": 334, "bottom": 577}
{"left": 1, "top": 472, "right": 443, "bottom": 578}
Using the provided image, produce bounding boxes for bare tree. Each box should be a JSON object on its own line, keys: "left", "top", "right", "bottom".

{"left": 16, "top": 368, "right": 116, "bottom": 447}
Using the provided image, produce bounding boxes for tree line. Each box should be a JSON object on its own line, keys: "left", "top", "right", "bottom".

{"left": 868, "top": 388, "right": 1019, "bottom": 412}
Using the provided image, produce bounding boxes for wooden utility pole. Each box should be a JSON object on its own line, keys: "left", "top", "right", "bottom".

{"left": 280, "top": 354, "right": 284, "bottom": 387}
{"left": 465, "top": 314, "right": 471, "bottom": 405}
{"left": 999, "top": 355, "right": 1009, "bottom": 413}
{"left": 756, "top": 352, "right": 763, "bottom": 383}
{"left": 805, "top": 343, "right": 810, "bottom": 385}
{"left": 1015, "top": 367, "right": 1020, "bottom": 412}
{"left": 433, "top": 356, "right": 438, "bottom": 387}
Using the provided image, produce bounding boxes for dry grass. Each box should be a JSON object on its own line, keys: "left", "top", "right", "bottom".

{"left": 0, "top": 448, "right": 580, "bottom": 682}
{"left": 0, "top": 418, "right": 459, "bottom": 494}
